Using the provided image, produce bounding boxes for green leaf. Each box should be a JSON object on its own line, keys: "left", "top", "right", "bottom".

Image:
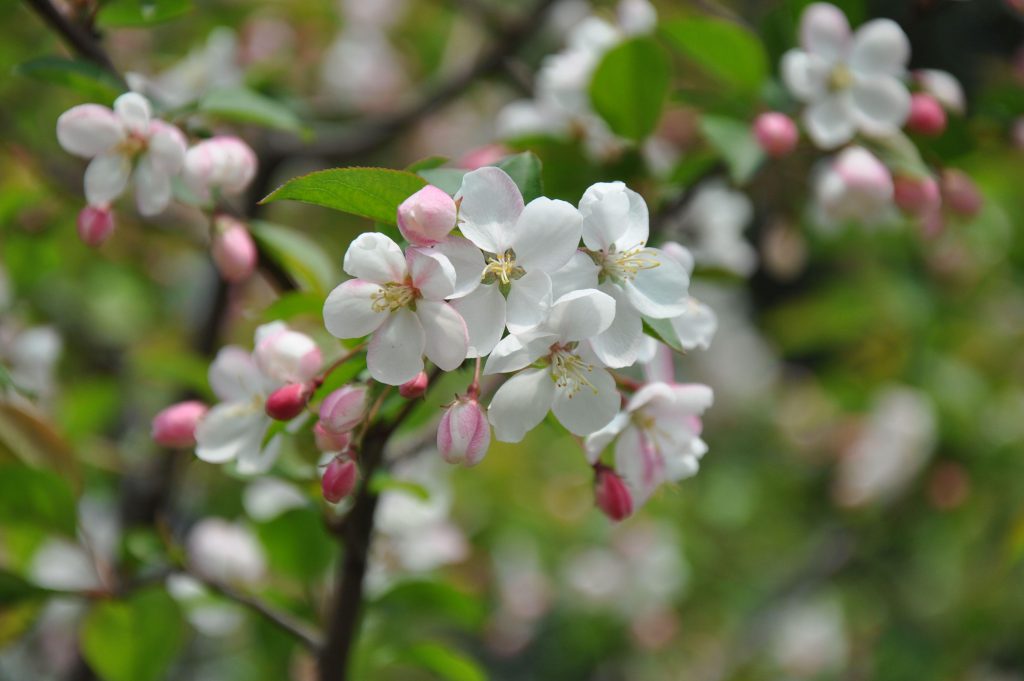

{"left": 368, "top": 471, "right": 431, "bottom": 501}
{"left": 80, "top": 588, "right": 185, "bottom": 681}
{"left": 867, "top": 131, "right": 931, "bottom": 179}
{"left": 261, "top": 167, "right": 427, "bottom": 225}
{"left": 374, "top": 580, "right": 485, "bottom": 631}
{"left": 260, "top": 291, "right": 326, "bottom": 322}
{"left": 0, "top": 569, "right": 49, "bottom": 606}
{"left": 589, "top": 37, "right": 671, "bottom": 141}
{"left": 0, "top": 464, "right": 77, "bottom": 537}
{"left": 662, "top": 17, "right": 768, "bottom": 95}
{"left": 399, "top": 642, "right": 487, "bottom": 681}
{"left": 13, "top": 57, "right": 123, "bottom": 104}
{"left": 98, "top": 0, "right": 191, "bottom": 27}
{"left": 493, "top": 152, "right": 544, "bottom": 203}
{"left": 643, "top": 317, "right": 687, "bottom": 354}
{"left": 406, "top": 156, "right": 450, "bottom": 173}
{"left": 417, "top": 168, "right": 466, "bottom": 196}
{"left": 249, "top": 220, "right": 340, "bottom": 296}
{"left": 198, "top": 87, "right": 304, "bottom": 134}
{"left": 700, "top": 115, "right": 764, "bottom": 184}
{"left": 256, "top": 509, "right": 333, "bottom": 582}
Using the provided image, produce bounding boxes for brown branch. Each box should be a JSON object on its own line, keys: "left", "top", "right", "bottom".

{"left": 22, "top": 0, "right": 124, "bottom": 84}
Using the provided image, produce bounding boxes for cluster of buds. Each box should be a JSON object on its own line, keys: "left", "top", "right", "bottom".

{"left": 315, "top": 385, "right": 367, "bottom": 503}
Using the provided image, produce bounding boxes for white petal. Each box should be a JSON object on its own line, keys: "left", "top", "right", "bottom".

{"left": 588, "top": 283, "right": 643, "bottom": 368}
{"left": 487, "top": 368, "right": 555, "bottom": 443}
{"left": 670, "top": 298, "right": 718, "bottom": 351}
{"left": 194, "top": 401, "right": 265, "bottom": 464}
{"left": 579, "top": 182, "right": 631, "bottom": 251}
{"left": 366, "top": 309, "right": 425, "bottom": 385}
{"left": 451, "top": 284, "right": 506, "bottom": 358}
{"left": 622, "top": 253, "right": 690, "bottom": 318}
{"left": 546, "top": 288, "right": 616, "bottom": 341}
{"left": 800, "top": 3, "right": 850, "bottom": 60}
{"left": 56, "top": 104, "right": 124, "bottom": 158}
{"left": 484, "top": 329, "right": 557, "bottom": 375}
{"left": 506, "top": 269, "right": 553, "bottom": 333}
{"left": 114, "top": 92, "right": 152, "bottom": 134}
{"left": 849, "top": 19, "right": 910, "bottom": 78}
{"left": 428, "top": 236, "right": 485, "bottom": 298}
{"left": 416, "top": 301, "right": 468, "bottom": 371}
{"left": 850, "top": 75, "right": 911, "bottom": 136}
{"left": 660, "top": 241, "right": 696, "bottom": 276}
{"left": 147, "top": 121, "right": 187, "bottom": 174}
{"left": 583, "top": 412, "right": 629, "bottom": 464}
{"left": 510, "top": 198, "right": 582, "bottom": 273}
{"left": 342, "top": 233, "right": 407, "bottom": 284}
{"left": 134, "top": 157, "right": 172, "bottom": 216}
{"left": 209, "top": 346, "right": 269, "bottom": 401}
{"left": 455, "top": 167, "right": 524, "bottom": 253}
{"left": 84, "top": 153, "right": 130, "bottom": 206}
{"left": 236, "top": 432, "right": 282, "bottom": 475}
{"left": 916, "top": 69, "right": 965, "bottom": 114}
{"left": 642, "top": 343, "right": 676, "bottom": 384}
{"left": 551, "top": 367, "right": 619, "bottom": 436}
{"left": 550, "top": 250, "right": 599, "bottom": 299}
{"left": 406, "top": 248, "right": 455, "bottom": 300}
{"left": 803, "top": 94, "right": 856, "bottom": 149}
{"left": 625, "top": 382, "right": 676, "bottom": 414}
{"left": 780, "top": 50, "right": 830, "bottom": 103}
{"left": 614, "top": 424, "right": 664, "bottom": 505}
{"left": 323, "top": 279, "right": 389, "bottom": 339}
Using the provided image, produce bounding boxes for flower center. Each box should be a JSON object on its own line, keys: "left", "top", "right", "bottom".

{"left": 828, "top": 64, "right": 854, "bottom": 92}
{"left": 371, "top": 281, "right": 419, "bottom": 312}
{"left": 481, "top": 249, "right": 526, "bottom": 287}
{"left": 548, "top": 343, "right": 597, "bottom": 397}
{"left": 588, "top": 244, "right": 660, "bottom": 284}
{"left": 116, "top": 132, "right": 148, "bottom": 158}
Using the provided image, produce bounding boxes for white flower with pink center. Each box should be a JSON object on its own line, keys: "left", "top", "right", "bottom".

{"left": 814, "top": 146, "right": 895, "bottom": 226}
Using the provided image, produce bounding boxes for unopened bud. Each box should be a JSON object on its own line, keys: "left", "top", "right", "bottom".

{"left": 77, "top": 205, "right": 116, "bottom": 247}
{"left": 457, "top": 144, "right": 508, "bottom": 170}
{"left": 906, "top": 93, "right": 947, "bottom": 136}
{"left": 397, "top": 185, "right": 457, "bottom": 246}
{"left": 184, "top": 135, "right": 258, "bottom": 201}
{"left": 437, "top": 397, "right": 490, "bottom": 466}
{"left": 322, "top": 457, "right": 358, "bottom": 503}
{"left": 941, "top": 169, "right": 983, "bottom": 217}
{"left": 753, "top": 112, "right": 798, "bottom": 158}
{"left": 893, "top": 175, "right": 940, "bottom": 217}
{"left": 314, "top": 421, "right": 351, "bottom": 452}
{"left": 265, "top": 382, "right": 312, "bottom": 421}
{"left": 319, "top": 385, "right": 368, "bottom": 433}
{"left": 594, "top": 465, "right": 633, "bottom": 522}
{"left": 152, "top": 400, "right": 208, "bottom": 447}
{"left": 253, "top": 322, "right": 322, "bottom": 385}
{"left": 212, "top": 216, "right": 257, "bottom": 283}
{"left": 399, "top": 371, "right": 429, "bottom": 399}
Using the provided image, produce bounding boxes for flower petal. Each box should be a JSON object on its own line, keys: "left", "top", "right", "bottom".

{"left": 195, "top": 401, "right": 265, "bottom": 464}
{"left": 579, "top": 181, "right": 632, "bottom": 251}
{"left": 588, "top": 283, "right": 643, "bottom": 368}
{"left": 850, "top": 75, "right": 911, "bottom": 136}
{"left": 134, "top": 156, "right": 172, "bottom": 216}
{"left": 551, "top": 366, "right": 619, "bottom": 436}
{"left": 366, "top": 308, "right": 425, "bottom": 385}
{"left": 416, "top": 300, "right": 468, "bottom": 371}
{"left": 614, "top": 424, "right": 664, "bottom": 505}
{"left": 510, "top": 197, "right": 582, "bottom": 273}
{"left": 622, "top": 253, "right": 690, "bottom": 318}
{"left": 550, "top": 250, "right": 599, "bottom": 299}
{"left": 236, "top": 431, "right": 282, "bottom": 475}
{"left": 803, "top": 93, "right": 856, "bottom": 149}
{"left": 427, "top": 236, "right": 485, "bottom": 299}
{"left": 343, "top": 233, "right": 407, "bottom": 284}
{"left": 484, "top": 329, "right": 557, "bottom": 375}
{"left": 84, "top": 153, "right": 130, "bottom": 206}
{"left": 506, "top": 269, "right": 553, "bottom": 333}
{"left": 800, "top": 3, "right": 850, "bottom": 60}
{"left": 849, "top": 18, "right": 910, "bottom": 78}
{"left": 545, "top": 288, "right": 616, "bottom": 341}
{"left": 451, "top": 283, "right": 506, "bottom": 358}
{"left": 487, "top": 367, "right": 555, "bottom": 443}
{"left": 56, "top": 104, "right": 124, "bottom": 158}
{"left": 670, "top": 298, "right": 718, "bottom": 351}
{"left": 406, "top": 248, "right": 456, "bottom": 300}
{"left": 323, "top": 279, "right": 389, "bottom": 339}
{"left": 780, "top": 50, "right": 829, "bottom": 103}
{"left": 147, "top": 121, "right": 187, "bottom": 174}
{"left": 455, "top": 167, "right": 524, "bottom": 253}
{"left": 113, "top": 92, "right": 152, "bottom": 134}
{"left": 583, "top": 412, "right": 629, "bottom": 463}
{"left": 209, "top": 346, "right": 271, "bottom": 401}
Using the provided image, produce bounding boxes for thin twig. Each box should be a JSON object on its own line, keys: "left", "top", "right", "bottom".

{"left": 22, "top": 0, "right": 124, "bottom": 84}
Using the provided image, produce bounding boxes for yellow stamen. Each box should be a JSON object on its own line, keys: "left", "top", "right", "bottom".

{"left": 371, "top": 282, "right": 418, "bottom": 312}
{"left": 549, "top": 344, "right": 597, "bottom": 397}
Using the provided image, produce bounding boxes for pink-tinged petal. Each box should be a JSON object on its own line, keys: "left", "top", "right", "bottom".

{"left": 849, "top": 19, "right": 910, "bottom": 78}
{"left": 437, "top": 398, "right": 490, "bottom": 466}
{"left": 803, "top": 93, "right": 856, "bottom": 149}
{"left": 484, "top": 329, "right": 557, "bottom": 376}
{"left": 113, "top": 92, "right": 152, "bottom": 134}
{"left": 506, "top": 269, "right": 552, "bottom": 333}
{"left": 451, "top": 283, "right": 506, "bottom": 358}
{"left": 850, "top": 75, "right": 911, "bottom": 136}
{"left": 56, "top": 104, "right": 124, "bottom": 158}
{"left": 406, "top": 248, "right": 456, "bottom": 300}
{"left": 366, "top": 308, "right": 425, "bottom": 385}
{"left": 615, "top": 425, "right": 664, "bottom": 505}
{"left": 320, "top": 385, "right": 369, "bottom": 433}
{"left": 781, "top": 50, "right": 830, "bottom": 103}
{"left": 551, "top": 366, "right": 619, "bottom": 436}
{"left": 342, "top": 233, "right": 407, "bottom": 284}
{"left": 84, "top": 153, "right": 130, "bottom": 206}
{"left": 622, "top": 252, "right": 690, "bottom": 319}
{"left": 209, "top": 346, "right": 267, "bottom": 401}
{"left": 323, "top": 279, "right": 389, "bottom": 339}
{"left": 415, "top": 300, "right": 468, "bottom": 371}
{"left": 194, "top": 400, "right": 265, "bottom": 464}
{"left": 425, "top": 236, "right": 485, "bottom": 299}
{"left": 583, "top": 412, "right": 629, "bottom": 464}
{"left": 134, "top": 156, "right": 172, "bottom": 216}
{"left": 147, "top": 121, "right": 187, "bottom": 174}
{"left": 546, "top": 288, "right": 616, "bottom": 342}
{"left": 800, "top": 3, "right": 850, "bottom": 60}
{"left": 510, "top": 197, "right": 582, "bottom": 273}
{"left": 579, "top": 182, "right": 632, "bottom": 251}
{"left": 455, "top": 167, "right": 524, "bottom": 253}
{"left": 588, "top": 283, "right": 643, "bottom": 369}
{"left": 487, "top": 367, "right": 555, "bottom": 443}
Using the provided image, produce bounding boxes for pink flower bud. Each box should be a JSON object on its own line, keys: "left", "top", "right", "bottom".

{"left": 253, "top": 322, "right": 322, "bottom": 385}
{"left": 319, "top": 385, "right": 368, "bottom": 433}
{"left": 314, "top": 421, "right": 351, "bottom": 452}
{"left": 397, "top": 185, "right": 457, "bottom": 246}
{"left": 594, "top": 465, "right": 633, "bottom": 522}
{"left": 457, "top": 144, "right": 508, "bottom": 170}
{"left": 151, "top": 400, "right": 208, "bottom": 447}
{"left": 77, "top": 205, "right": 116, "bottom": 247}
{"left": 211, "top": 216, "right": 258, "bottom": 283}
{"left": 265, "top": 382, "right": 312, "bottom": 421}
{"left": 398, "top": 371, "right": 429, "bottom": 399}
{"left": 893, "top": 175, "right": 941, "bottom": 217}
{"left": 184, "top": 136, "right": 258, "bottom": 201}
{"left": 753, "top": 112, "right": 798, "bottom": 158}
{"left": 906, "top": 93, "right": 947, "bottom": 136}
{"left": 437, "top": 397, "right": 490, "bottom": 466}
{"left": 941, "top": 169, "right": 983, "bottom": 217}
{"left": 322, "top": 457, "right": 358, "bottom": 503}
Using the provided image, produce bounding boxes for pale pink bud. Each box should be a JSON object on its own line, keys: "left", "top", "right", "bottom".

{"left": 77, "top": 205, "right": 116, "bottom": 247}
{"left": 265, "top": 382, "right": 312, "bottom": 421}
{"left": 594, "top": 465, "right": 633, "bottom": 522}
{"left": 893, "top": 175, "right": 941, "bottom": 217}
{"left": 322, "top": 457, "right": 358, "bottom": 503}
{"left": 914, "top": 70, "right": 965, "bottom": 115}
{"left": 319, "top": 385, "right": 368, "bottom": 433}
{"left": 835, "top": 147, "right": 893, "bottom": 195}
{"left": 906, "top": 93, "right": 947, "bottom": 136}
{"left": 397, "top": 185, "right": 457, "bottom": 246}
{"left": 184, "top": 136, "right": 258, "bottom": 200}
{"left": 398, "top": 371, "right": 429, "bottom": 399}
{"left": 753, "top": 112, "right": 798, "bottom": 158}
{"left": 253, "top": 322, "right": 322, "bottom": 385}
{"left": 1013, "top": 118, "right": 1024, "bottom": 149}
{"left": 211, "top": 216, "right": 258, "bottom": 283}
{"left": 151, "top": 400, "right": 208, "bottom": 447}
{"left": 437, "top": 397, "right": 490, "bottom": 467}
{"left": 314, "top": 422, "right": 351, "bottom": 452}
{"left": 941, "top": 169, "right": 983, "bottom": 217}
{"left": 458, "top": 144, "right": 509, "bottom": 170}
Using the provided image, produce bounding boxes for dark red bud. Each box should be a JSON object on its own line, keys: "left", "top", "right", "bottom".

{"left": 265, "top": 383, "right": 312, "bottom": 421}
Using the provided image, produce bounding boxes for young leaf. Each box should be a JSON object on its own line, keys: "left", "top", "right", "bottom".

{"left": 406, "top": 156, "right": 450, "bottom": 173}
{"left": 643, "top": 317, "right": 687, "bottom": 354}
{"left": 0, "top": 569, "right": 50, "bottom": 606}
{"left": 98, "top": 0, "right": 191, "bottom": 27}
{"left": 589, "top": 37, "right": 671, "bottom": 141}
{"left": 198, "top": 87, "right": 305, "bottom": 135}
{"left": 249, "top": 221, "right": 340, "bottom": 295}
{"left": 399, "top": 642, "right": 487, "bottom": 681}
{"left": 662, "top": 17, "right": 768, "bottom": 95}
{"left": 262, "top": 168, "right": 427, "bottom": 225}
{"left": 14, "top": 57, "right": 123, "bottom": 105}
{"left": 0, "top": 464, "right": 77, "bottom": 537}
{"left": 700, "top": 115, "right": 764, "bottom": 185}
